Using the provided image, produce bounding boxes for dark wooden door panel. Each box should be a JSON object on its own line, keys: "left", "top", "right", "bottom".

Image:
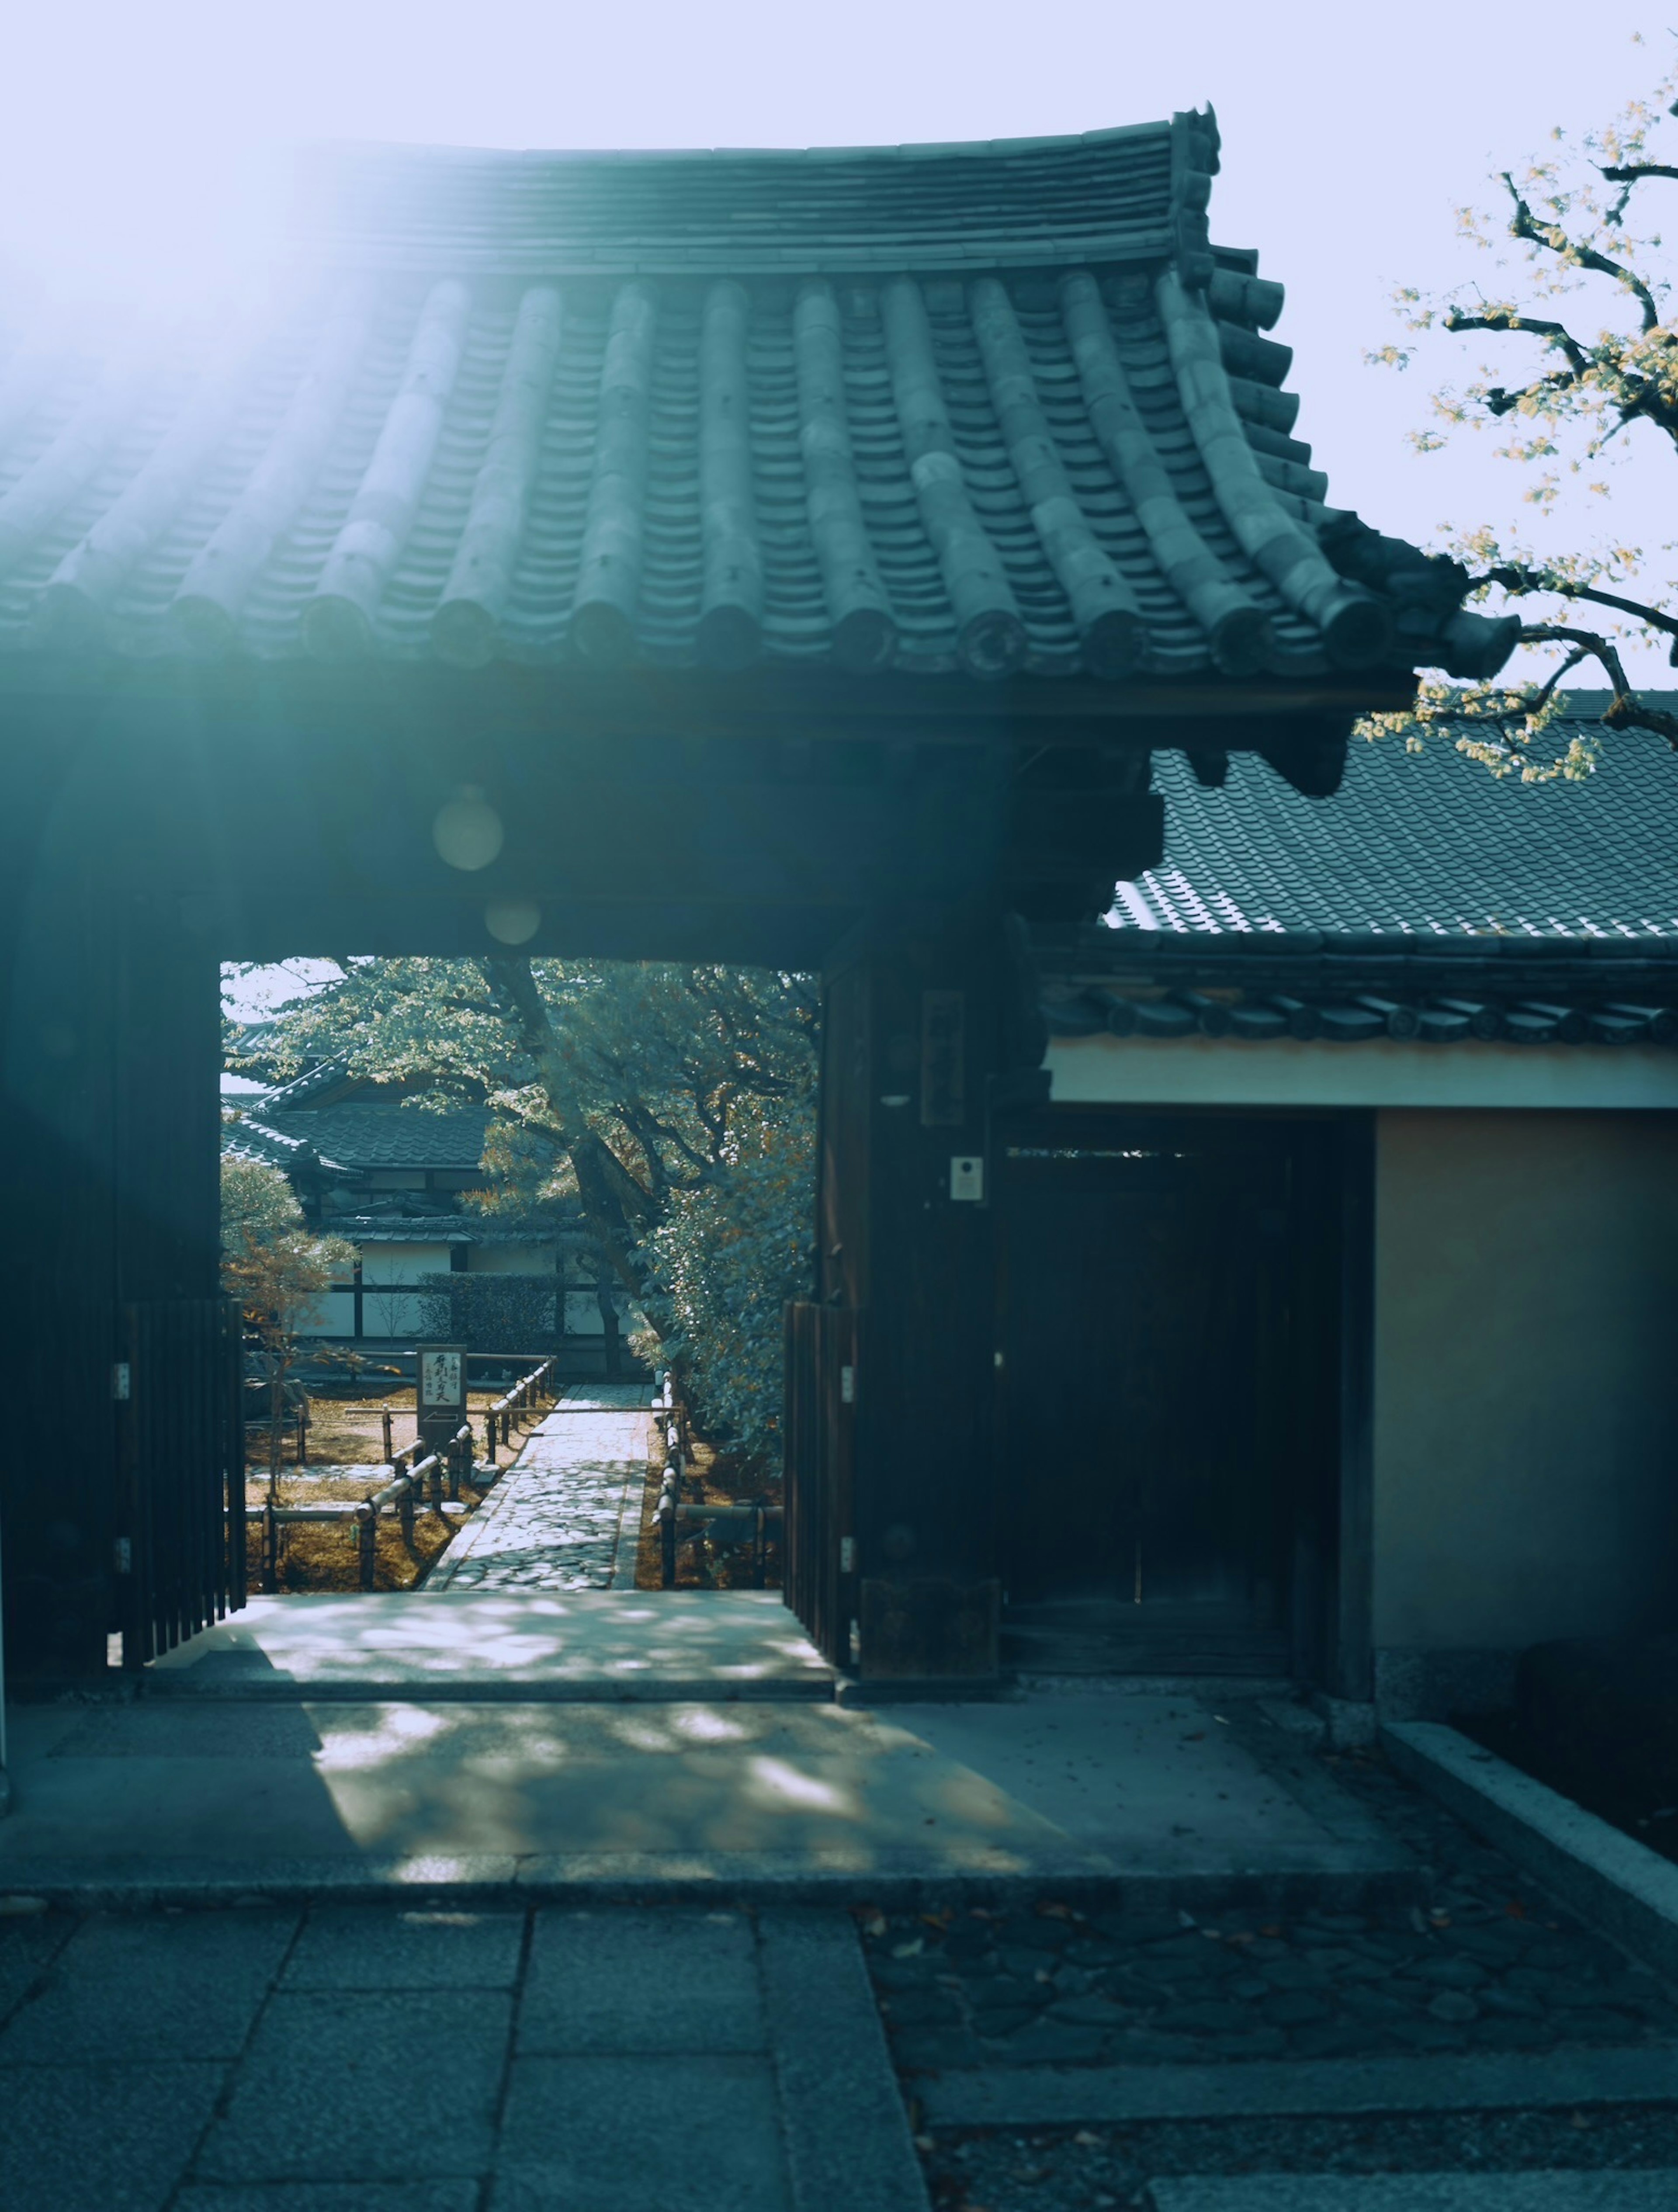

{"left": 782, "top": 1299, "right": 857, "bottom": 1666}
{"left": 997, "top": 1121, "right": 1303, "bottom": 1641}
{"left": 119, "top": 1297, "right": 245, "bottom": 1666}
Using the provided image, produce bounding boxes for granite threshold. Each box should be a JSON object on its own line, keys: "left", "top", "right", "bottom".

{"left": 0, "top": 1854, "right": 1425, "bottom": 1916}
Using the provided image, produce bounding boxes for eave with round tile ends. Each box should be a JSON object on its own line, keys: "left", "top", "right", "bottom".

{"left": 0, "top": 113, "right": 1517, "bottom": 692}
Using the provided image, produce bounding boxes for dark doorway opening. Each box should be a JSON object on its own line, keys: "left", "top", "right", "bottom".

{"left": 994, "top": 1109, "right": 1343, "bottom": 1681}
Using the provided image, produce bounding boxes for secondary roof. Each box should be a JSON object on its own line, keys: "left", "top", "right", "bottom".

{"left": 0, "top": 114, "right": 1513, "bottom": 689}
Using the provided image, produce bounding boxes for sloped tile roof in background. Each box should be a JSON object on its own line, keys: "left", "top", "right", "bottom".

{"left": 328, "top": 1213, "right": 551, "bottom": 1244}
{"left": 220, "top": 1116, "right": 347, "bottom": 1172}
{"left": 1117, "top": 714, "right": 1678, "bottom": 941}
{"left": 0, "top": 114, "right": 1511, "bottom": 686}
{"left": 254, "top": 1102, "right": 489, "bottom": 1171}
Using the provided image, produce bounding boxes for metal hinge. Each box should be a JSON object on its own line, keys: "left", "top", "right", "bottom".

{"left": 111, "top": 1362, "right": 131, "bottom": 1402}
{"left": 839, "top": 1536, "right": 857, "bottom": 1573}
{"left": 113, "top": 1536, "right": 132, "bottom": 1575}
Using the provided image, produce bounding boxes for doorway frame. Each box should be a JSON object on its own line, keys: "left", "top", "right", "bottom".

{"left": 988, "top": 1099, "right": 1374, "bottom": 1695}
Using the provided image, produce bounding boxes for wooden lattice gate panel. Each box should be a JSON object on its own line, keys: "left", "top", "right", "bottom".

{"left": 119, "top": 1299, "right": 245, "bottom": 1667}
{"left": 782, "top": 1300, "right": 857, "bottom": 1667}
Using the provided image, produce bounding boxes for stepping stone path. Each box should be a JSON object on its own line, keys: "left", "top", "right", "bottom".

{"left": 426, "top": 1384, "right": 651, "bottom": 1592}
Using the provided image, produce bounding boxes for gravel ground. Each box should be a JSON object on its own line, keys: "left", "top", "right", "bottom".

{"left": 861, "top": 1746, "right": 1678, "bottom": 2076}
{"left": 862, "top": 1740, "right": 1678, "bottom": 2206}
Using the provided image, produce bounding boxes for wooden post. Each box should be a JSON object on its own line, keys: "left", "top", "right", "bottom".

{"left": 381, "top": 1406, "right": 393, "bottom": 1464}
{"left": 296, "top": 1403, "right": 308, "bottom": 1467}
{"left": 262, "top": 1503, "right": 278, "bottom": 1593}
{"left": 357, "top": 1503, "right": 376, "bottom": 1590}
{"left": 399, "top": 1480, "right": 415, "bottom": 1549}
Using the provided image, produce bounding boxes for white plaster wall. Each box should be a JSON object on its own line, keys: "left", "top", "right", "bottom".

{"left": 360, "top": 1242, "right": 451, "bottom": 1285}
{"left": 1049, "top": 1032, "right": 1678, "bottom": 1110}
{"left": 467, "top": 1243, "right": 557, "bottom": 1276}
{"left": 1373, "top": 1109, "right": 1678, "bottom": 1653}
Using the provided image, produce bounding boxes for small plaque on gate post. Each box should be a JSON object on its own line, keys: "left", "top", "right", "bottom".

{"left": 416, "top": 1343, "right": 468, "bottom": 1459}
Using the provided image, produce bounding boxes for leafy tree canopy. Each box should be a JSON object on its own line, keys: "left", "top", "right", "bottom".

{"left": 230, "top": 956, "right": 817, "bottom": 1469}
{"left": 1363, "top": 39, "right": 1678, "bottom": 779}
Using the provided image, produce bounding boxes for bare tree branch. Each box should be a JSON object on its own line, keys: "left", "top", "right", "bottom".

{"left": 1503, "top": 170, "right": 1662, "bottom": 330}
{"left": 1442, "top": 306, "right": 1591, "bottom": 376}
{"left": 1480, "top": 564, "right": 1678, "bottom": 642}
{"left": 1516, "top": 624, "right": 1678, "bottom": 746}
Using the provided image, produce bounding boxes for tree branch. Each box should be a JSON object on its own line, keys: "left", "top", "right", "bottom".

{"left": 1441, "top": 308, "right": 1590, "bottom": 376}
{"left": 1516, "top": 624, "right": 1678, "bottom": 747}
{"left": 1479, "top": 562, "right": 1678, "bottom": 641}
{"left": 478, "top": 956, "right": 657, "bottom": 1298}
{"left": 1502, "top": 170, "right": 1661, "bottom": 331}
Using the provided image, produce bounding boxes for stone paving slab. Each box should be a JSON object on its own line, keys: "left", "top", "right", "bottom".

{"left": 1150, "top": 2179, "right": 1678, "bottom": 2211}
{"left": 495, "top": 2052, "right": 794, "bottom": 2212}
{"left": 194, "top": 1987, "right": 516, "bottom": 2182}
{"left": 919, "top": 2045, "right": 1678, "bottom": 2128}
{"left": 429, "top": 1384, "right": 652, "bottom": 1593}
{"left": 139, "top": 1589, "right": 835, "bottom": 1700}
{"left": 0, "top": 2060, "right": 226, "bottom": 2212}
{"left": 0, "top": 1695, "right": 1414, "bottom": 1906}
{"left": 519, "top": 1905, "right": 765, "bottom": 2051}
{"left": 0, "top": 1901, "right": 929, "bottom": 2212}
{"left": 0, "top": 1906, "right": 296, "bottom": 2066}
{"left": 761, "top": 1908, "right": 931, "bottom": 2212}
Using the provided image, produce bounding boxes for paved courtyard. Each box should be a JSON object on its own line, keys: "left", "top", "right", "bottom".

{"left": 0, "top": 1900, "right": 921, "bottom": 2212}
{"left": 427, "top": 1385, "right": 653, "bottom": 1593}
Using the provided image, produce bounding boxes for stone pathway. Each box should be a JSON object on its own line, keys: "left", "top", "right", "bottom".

{"left": 0, "top": 1901, "right": 925, "bottom": 2212}
{"left": 426, "top": 1383, "right": 652, "bottom": 1592}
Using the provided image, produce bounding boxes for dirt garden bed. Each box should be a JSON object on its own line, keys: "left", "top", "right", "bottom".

{"left": 243, "top": 1387, "right": 536, "bottom": 1592}
{"left": 631, "top": 1432, "right": 784, "bottom": 1591}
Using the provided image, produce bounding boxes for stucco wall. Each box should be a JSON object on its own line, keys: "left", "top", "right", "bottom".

{"left": 1373, "top": 1109, "right": 1678, "bottom": 1657}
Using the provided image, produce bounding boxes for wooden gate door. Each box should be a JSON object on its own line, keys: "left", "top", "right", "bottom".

{"left": 782, "top": 1300, "right": 858, "bottom": 1666}
{"left": 996, "top": 1118, "right": 1310, "bottom": 1677}
{"left": 118, "top": 1298, "right": 246, "bottom": 1667}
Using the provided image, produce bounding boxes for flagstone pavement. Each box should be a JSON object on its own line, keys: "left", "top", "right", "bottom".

{"left": 426, "top": 1384, "right": 652, "bottom": 1594}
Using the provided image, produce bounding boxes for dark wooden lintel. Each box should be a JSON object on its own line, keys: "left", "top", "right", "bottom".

{"left": 0, "top": 651, "right": 1419, "bottom": 752}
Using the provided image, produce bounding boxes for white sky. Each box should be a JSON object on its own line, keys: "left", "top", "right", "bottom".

{"left": 159, "top": 2, "right": 1658, "bottom": 1023}
{"left": 9, "top": 0, "right": 1670, "bottom": 680}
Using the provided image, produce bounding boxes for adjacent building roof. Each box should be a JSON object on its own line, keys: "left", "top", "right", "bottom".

{"left": 0, "top": 115, "right": 1511, "bottom": 687}
{"left": 1122, "top": 710, "right": 1678, "bottom": 942}
{"left": 255, "top": 1102, "right": 489, "bottom": 1172}
{"left": 1038, "top": 701, "right": 1678, "bottom": 1047}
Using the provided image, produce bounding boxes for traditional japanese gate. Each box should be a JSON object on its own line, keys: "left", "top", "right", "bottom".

{"left": 0, "top": 117, "right": 1511, "bottom": 1685}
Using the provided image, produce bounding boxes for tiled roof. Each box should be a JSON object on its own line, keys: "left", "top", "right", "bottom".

{"left": 1115, "top": 708, "right": 1678, "bottom": 942}
{"left": 220, "top": 1117, "right": 343, "bottom": 1172}
{"left": 326, "top": 1213, "right": 550, "bottom": 1244}
{"left": 295, "top": 126, "right": 1190, "bottom": 277}
{"left": 253, "top": 1053, "right": 358, "bottom": 1111}
{"left": 254, "top": 1103, "right": 489, "bottom": 1171}
{"left": 1033, "top": 699, "right": 1678, "bottom": 1047}
{"left": 0, "top": 116, "right": 1511, "bottom": 687}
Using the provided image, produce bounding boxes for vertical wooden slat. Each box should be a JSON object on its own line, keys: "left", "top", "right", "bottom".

{"left": 122, "top": 1296, "right": 247, "bottom": 1666}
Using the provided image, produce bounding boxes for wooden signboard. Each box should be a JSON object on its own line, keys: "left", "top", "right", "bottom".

{"left": 416, "top": 1342, "right": 468, "bottom": 1459}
